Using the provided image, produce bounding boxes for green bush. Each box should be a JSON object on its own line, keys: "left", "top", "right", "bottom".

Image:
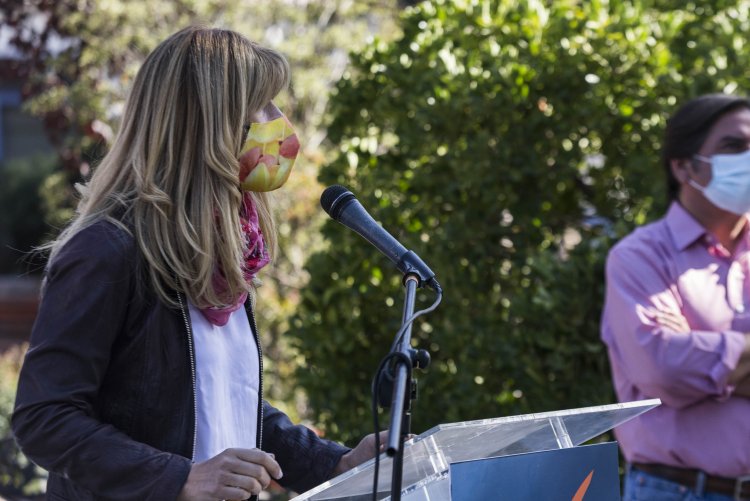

{"left": 290, "top": 0, "right": 750, "bottom": 444}
{"left": 0, "top": 154, "right": 60, "bottom": 274}
{"left": 0, "top": 344, "right": 46, "bottom": 497}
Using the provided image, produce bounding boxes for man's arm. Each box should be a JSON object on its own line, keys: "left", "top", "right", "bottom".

{"left": 730, "top": 334, "right": 750, "bottom": 397}
{"left": 655, "top": 314, "right": 750, "bottom": 398}
{"left": 603, "top": 244, "right": 747, "bottom": 408}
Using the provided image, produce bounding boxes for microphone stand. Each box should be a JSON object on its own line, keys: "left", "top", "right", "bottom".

{"left": 384, "top": 274, "right": 422, "bottom": 501}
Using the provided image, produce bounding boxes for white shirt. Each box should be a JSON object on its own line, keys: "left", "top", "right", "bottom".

{"left": 188, "top": 303, "right": 260, "bottom": 462}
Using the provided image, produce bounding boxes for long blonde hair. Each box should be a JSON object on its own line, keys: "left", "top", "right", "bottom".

{"left": 48, "top": 26, "right": 290, "bottom": 308}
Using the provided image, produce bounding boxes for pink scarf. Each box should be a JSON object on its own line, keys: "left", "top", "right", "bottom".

{"left": 199, "top": 192, "right": 270, "bottom": 326}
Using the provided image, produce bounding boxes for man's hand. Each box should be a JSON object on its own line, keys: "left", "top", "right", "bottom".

{"left": 177, "top": 448, "right": 282, "bottom": 501}
{"left": 653, "top": 309, "right": 690, "bottom": 333}
{"left": 332, "top": 431, "right": 390, "bottom": 477}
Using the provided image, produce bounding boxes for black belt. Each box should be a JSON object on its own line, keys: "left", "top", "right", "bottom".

{"left": 633, "top": 463, "right": 750, "bottom": 500}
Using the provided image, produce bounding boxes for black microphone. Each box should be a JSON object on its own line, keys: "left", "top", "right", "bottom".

{"left": 320, "top": 185, "right": 439, "bottom": 290}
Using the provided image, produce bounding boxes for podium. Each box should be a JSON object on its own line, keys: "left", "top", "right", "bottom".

{"left": 292, "top": 399, "right": 660, "bottom": 500}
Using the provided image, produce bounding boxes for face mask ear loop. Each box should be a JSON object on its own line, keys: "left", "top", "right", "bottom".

{"left": 687, "top": 178, "right": 705, "bottom": 191}
{"left": 684, "top": 154, "right": 712, "bottom": 191}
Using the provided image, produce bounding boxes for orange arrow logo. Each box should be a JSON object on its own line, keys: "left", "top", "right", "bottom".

{"left": 572, "top": 470, "right": 594, "bottom": 501}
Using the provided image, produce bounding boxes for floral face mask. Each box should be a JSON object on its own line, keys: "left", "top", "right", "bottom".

{"left": 238, "top": 113, "right": 300, "bottom": 192}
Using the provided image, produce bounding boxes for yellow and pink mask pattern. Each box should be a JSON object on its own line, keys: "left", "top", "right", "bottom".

{"left": 239, "top": 115, "right": 299, "bottom": 192}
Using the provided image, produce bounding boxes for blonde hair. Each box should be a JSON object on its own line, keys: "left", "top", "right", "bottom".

{"left": 47, "top": 26, "right": 290, "bottom": 308}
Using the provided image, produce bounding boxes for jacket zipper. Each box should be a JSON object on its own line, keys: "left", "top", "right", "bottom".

{"left": 246, "top": 300, "right": 264, "bottom": 451}
{"left": 177, "top": 292, "right": 198, "bottom": 461}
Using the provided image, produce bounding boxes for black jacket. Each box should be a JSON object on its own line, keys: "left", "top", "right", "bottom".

{"left": 12, "top": 220, "right": 348, "bottom": 500}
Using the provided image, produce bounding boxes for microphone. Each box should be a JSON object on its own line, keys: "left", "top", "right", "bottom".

{"left": 320, "top": 185, "right": 439, "bottom": 290}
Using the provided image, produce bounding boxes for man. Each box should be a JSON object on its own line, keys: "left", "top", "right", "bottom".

{"left": 601, "top": 93, "right": 750, "bottom": 500}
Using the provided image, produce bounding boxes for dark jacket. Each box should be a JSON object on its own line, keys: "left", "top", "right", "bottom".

{"left": 12, "top": 220, "right": 348, "bottom": 500}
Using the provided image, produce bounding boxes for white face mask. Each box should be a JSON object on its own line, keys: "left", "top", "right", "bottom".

{"left": 689, "top": 149, "right": 750, "bottom": 215}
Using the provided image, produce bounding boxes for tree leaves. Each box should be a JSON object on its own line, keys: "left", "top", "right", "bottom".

{"left": 290, "top": 0, "right": 750, "bottom": 444}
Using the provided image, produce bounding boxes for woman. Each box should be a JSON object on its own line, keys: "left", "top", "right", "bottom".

{"left": 12, "top": 25, "right": 374, "bottom": 501}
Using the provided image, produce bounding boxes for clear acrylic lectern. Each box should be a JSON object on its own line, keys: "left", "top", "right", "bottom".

{"left": 292, "top": 399, "right": 660, "bottom": 501}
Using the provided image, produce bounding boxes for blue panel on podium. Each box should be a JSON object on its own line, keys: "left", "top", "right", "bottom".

{"left": 450, "top": 442, "right": 620, "bottom": 501}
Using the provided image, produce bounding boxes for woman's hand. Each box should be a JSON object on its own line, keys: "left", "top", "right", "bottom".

{"left": 177, "top": 448, "right": 282, "bottom": 501}
{"left": 331, "top": 430, "right": 420, "bottom": 477}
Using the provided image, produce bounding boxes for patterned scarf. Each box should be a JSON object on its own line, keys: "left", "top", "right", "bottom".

{"left": 198, "top": 192, "right": 270, "bottom": 326}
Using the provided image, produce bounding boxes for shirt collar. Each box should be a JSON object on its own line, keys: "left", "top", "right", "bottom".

{"left": 665, "top": 201, "right": 750, "bottom": 252}
{"left": 665, "top": 202, "right": 708, "bottom": 251}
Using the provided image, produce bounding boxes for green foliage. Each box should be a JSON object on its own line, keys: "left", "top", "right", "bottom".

{"left": 0, "top": 344, "right": 46, "bottom": 497}
{"left": 0, "top": 155, "right": 59, "bottom": 274}
{"left": 290, "top": 0, "right": 750, "bottom": 444}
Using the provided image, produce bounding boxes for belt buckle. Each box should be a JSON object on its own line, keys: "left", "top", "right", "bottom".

{"left": 735, "top": 475, "right": 750, "bottom": 501}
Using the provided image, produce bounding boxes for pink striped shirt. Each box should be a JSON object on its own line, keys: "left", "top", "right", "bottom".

{"left": 602, "top": 202, "right": 750, "bottom": 477}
